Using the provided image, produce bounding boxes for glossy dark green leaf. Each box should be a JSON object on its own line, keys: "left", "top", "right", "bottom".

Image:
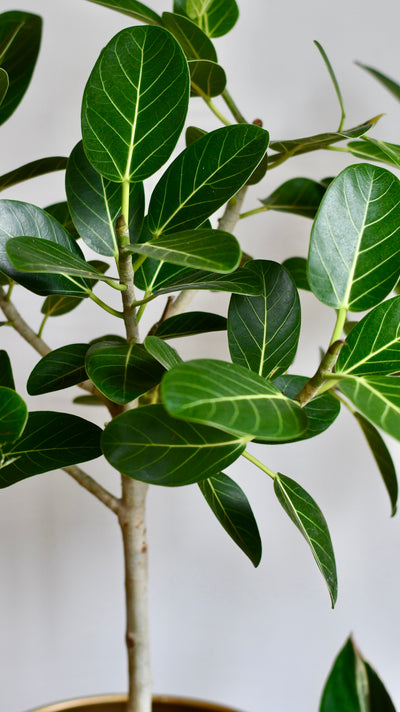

{"left": 0, "top": 68, "right": 8, "bottom": 106}
{"left": 0, "top": 411, "right": 102, "bottom": 487}
{"left": 356, "top": 62, "right": 400, "bottom": 101}
{"left": 174, "top": 0, "right": 188, "bottom": 13}
{"left": 73, "top": 395, "right": 104, "bottom": 407}
{"left": 82, "top": 26, "right": 189, "bottom": 182}
{"left": 246, "top": 153, "right": 269, "bottom": 186}
{"left": 162, "top": 359, "right": 307, "bottom": 441}
{"left": 308, "top": 164, "right": 400, "bottom": 311}
{"left": 199, "top": 472, "right": 262, "bottom": 566}
{"left": 228, "top": 260, "right": 301, "bottom": 379}
{"left": 66, "top": 141, "right": 144, "bottom": 257}
{"left": 0, "top": 157, "right": 68, "bottom": 193}
{"left": 282, "top": 257, "right": 310, "bottom": 291}
{"left": 0, "top": 387, "right": 27, "bottom": 444}
{"left": 86, "top": 341, "right": 165, "bottom": 404}
{"left": 101, "top": 403, "right": 247, "bottom": 485}
{"left": 40, "top": 260, "right": 110, "bottom": 317}
{"left": 268, "top": 117, "right": 379, "bottom": 166}
{"left": 84, "top": 0, "right": 162, "bottom": 24}
{"left": 320, "top": 637, "right": 367, "bottom": 712}
{"left": 189, "top": 59, "right": 226, "bottom": 97}
{"left": 354, "top": 411, "right": 398, "bottom": 516}
{"left": 153, "top": 311, "right": 227, "bottom": 339}
{"left": 0, "top": 200, "right": 90, "bottom": 296}
{"left": 185, "top": 125, "right": 207, "bottom": 145}
{"left": 260, "top": 177, "right": 326, "bottom": 218}
{"left": 0, "top": 350, "right": 14, "bottom": 389}
{"left": 186, "top": 0, "right": 239, "bottom": 37}
{"left": 0, "top": 11, "right": 41, "bottom": 125}
{"left": 144, "top": 335, "right": 182, "bottom": 370}
{"left": 272, "top": 374, "right": 340, "bottom": 442}
{"left": 338, "top": 376, "right": 400, "bottom": 441}
{"left": 129, "top": 228, "right": 240, "bottom": 272}
{"left": 346, "top": 138, "right": 400, "bottom": 169}
{"left": 336, "top": 297, "right": 400, "bottom": 377}
{"left": 274, "top": 472, "right": 337, "bottom": 607}
{"left": 147, "top": 124, "right": 269, "bottom": 236}
{"left": 27, "top": 344, "right": 89, "bottom": 396}
{"left": 161, "top": 12, "right": 217, "bottom": 60}
{"left": 366, "top": 661, "right": 397, "bottom": 712}
{"left": 45, "top": 202, "right": 79, "bottom": 240}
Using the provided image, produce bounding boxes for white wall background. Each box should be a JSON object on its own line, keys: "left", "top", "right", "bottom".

{"left": 1, "top": 1, "right": 400, "bottom": 711}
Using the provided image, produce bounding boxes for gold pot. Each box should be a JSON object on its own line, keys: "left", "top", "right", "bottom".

{"left": 27, "top": 694, "right": 244, "bottom": 712}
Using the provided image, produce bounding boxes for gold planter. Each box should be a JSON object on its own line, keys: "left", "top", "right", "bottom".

{"left": 27, "top": 694, "right": 244, "bottom": 712}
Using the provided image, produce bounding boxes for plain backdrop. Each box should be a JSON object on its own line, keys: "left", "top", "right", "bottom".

{"left": 1, "top": 1, "right": 400, "bottom": 711}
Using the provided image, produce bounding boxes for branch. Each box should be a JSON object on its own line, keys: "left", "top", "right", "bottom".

{"left": 294, "top": 339, "right": 344, "bottom": 406}
{"left": 0, "top": 285, "right": 51, "bottom": 356}
{"left": 63, "top": 464, "right": 121, "bottom": 515}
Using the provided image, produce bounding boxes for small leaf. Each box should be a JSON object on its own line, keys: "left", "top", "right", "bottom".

{"left": 274, "top": 472, "right": 337, "bottom": 606}
{"left": 86, "top": 341, "right": 166, "bottom": 404}
{"left": 282, "top": 257, "right": 310, "bottom": 291}
{"left": 272, "top": 374, "right": 340, "bottom": 442}
{"left": 84, "top": 0, "right": 162, "bottom": 24}
{"left": 162, "top": 359, "right": 308, "bottom": 441}
{"left": 129, "top": 228, "right": 240, "bottom": 272}
{"left": 347, "top": 138, "right": 400, "bottom": 169}
{"left": 189, "top": 59, "right": 226, "bottom": 97}
{"left": 101, "top": 403, "right": 247, "bottom": 485}
{"left": 0, "top": 387, "right": 27, "bottom": 444}
{"left": 228, "top": 260, "right": 301, "bottom": 378}
{"left": 27, "top": 344, "right": 89, "bottom": 396}
{"left": 185, "top": 125, "right": 207, "bottom": 145}
{"left": 82, "top": 26, "right": 189, "bottom": 182}
{"left": 161, "top": 11, "right": 217, "bottom": 60}
{"left": 144, "top": 335, "right": 182, "bottom": 370}
{"left": 260, "top": 177, "right": 326, "bottom": 218}
{"left": 153, "top": 311, "right": 227, "bottom": 339}
{"left": 199, "top": 472, "right": 262, "bottom": 566}
{"left": 0, "top": 412, "right": 102, "bottom": 487}
{"left": 41, "top": 294, "right": 84, "bottom": 318}
{"left": 0, "top": 157, "right": 68, "bottom": 193}
{"left": 186, "top": 0, "right": 239, "bottom": 38}
{"left": 308, "top": 163, "right": 400, "bottom": 311}
{"left": 356, "top": 61, "right": 400, "bottom": 101}
{"left": 338, "top": 375, "right": 400, "bottom": 441}
{"left": 354, "top": 412, "right": 398, "bottom": 516}
{"left": 0, "top": 11, "right": 42, "bottom": 125}
{"left": 0, "top": 350, "right": 14, "bottom": 389}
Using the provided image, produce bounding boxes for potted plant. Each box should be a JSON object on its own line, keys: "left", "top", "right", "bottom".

{"left": 1, "top": 1, "right": 400, "bottom": 711}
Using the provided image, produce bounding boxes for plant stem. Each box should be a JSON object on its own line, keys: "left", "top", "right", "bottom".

{"left": 63, "top": 464, "right": 120, "bottom": 514}
{"left": 218, "top": 185, "right": 248, "bottom": 232}
{"left": 193, "top": 84, "right": 231, "bottom": 126}
{"left": 222, "top": 88, "right": 247, "bottom": 124}
{"left": 0, "top": 285, "right": 51, "bottom": 356}
{"left": 242, "top": 450, "right": 276, "bottom": 480}
{"left": 294, "top": 339, "right": 344, "bottom": 406}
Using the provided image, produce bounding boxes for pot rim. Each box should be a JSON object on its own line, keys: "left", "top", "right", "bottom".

{"left": 26, "top": 693, "right": 244, "bottom": 712}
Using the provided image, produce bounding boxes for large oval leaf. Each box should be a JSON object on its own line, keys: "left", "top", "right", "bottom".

{"left": 27, "top": 344, "right": 89, "bottom": 396}
{"left": 0, "top": 412, "right": 102, "bottom": 487}
{"left": 0, "top": 387, "right": 27, "bottom": 444}
{"left": 308, "top": 164, "right": 400, "bottom": 311}
{"left": 0, "top": 200, "right": 90, "bottom": 296}
{"left": 147, "top": 124, "right": 269, "bottom": 236}
{"left": 228, "top": 260, "right": 301, "bottom": 378}
{"left": 336, "top": 297, "right": 400, "bottom": 376}
{"left": 66, "top": 141, "right": 144, "bottom": 257}
{"left": 86, "top": 342, "right": 166, "bottom": 404}
{"left": 0, "top": 11, "right": 41, "bottom": 125}
{"left": 162, "top": 359, "right": 307, "bottom": 441}
{"left": 338, "top": 375, "right": 400, "bottom": 440}
{"left": 101, "top": 403, "right": 247, "bottom": 485}
{"left": 198, "top": 472, "right": 262, "bottom": 567}
{"left": 274, "top": 472, "right": 337, "bottom": 607}
{"left": 82, "top": 25, "right": 189, "bottom": 182}
{"left": 186, "top": 0, "right": 239, "bottom": 37}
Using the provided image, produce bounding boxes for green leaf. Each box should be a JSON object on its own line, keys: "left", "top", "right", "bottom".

{"left": 0, "top": 157, "right": 68, "bottom": 193}
{"left": 347, "top": 138, "right": 400, "bottom": 169}
{"left": 185, "top": 125, "right": 207, "bottom": 145}
{"left": 0, "top": 387, "right": 27, "bottom": 444}
{"left": 274, "top": 472, "right": 337, "bottom": 607}
{"left": 189, "top": 59, "right": 226, "bottom": 97}
{"left": 0, "top": 350, "right": 14, "bottom": 389}
{"left": 356, "top": 61, "right": 400, "bottom": 101}
{"left": 101, "top": 403, "right": 247, "bottom": 485}
{"left": 86, "top": 341, "right": 166, "bottom": 404}
{"left": 161, "top": 12, "right": 217, "bottom": 60}
{"left": 174, "top": 0, "right": 188, "bottom": 14}
{"left": 84, "top": 0, "right": 162, "bottom": 24}
{"left": 66, "top": 141, "right": 144, "bottom": 257}
{"left": 336, "top": 297, "right": 400, "bottom": 376}
{"left": 129, "top": 228, "right": 241, "bottom": 272}
{"left": 199, "top": 472, "right": 262, "bottom": 566}
{"left": 0, "top": 68, "right": 8, "bottom": 106}
{"left": 272, "top": 374, "right": 340, "bottom": 442}
{"left": 161, "top": 359, "right": 308, "bottom": 441}
{"left": 153, "top": 311, "right": 227, "bottom": 339}
{"left": 147, "top": 124, "right": 269, "bottom": 236}
{"left": 82, "top": 26, "right": 189, "bottom": 182}
{"left": 268, "top": 117, "right": 379, "bottom": 166}
{"left": 40, "top": 260, "right": 110, "bottom": 317}
{"left": 0, "top": 11, "right": 41, "bottom": 125}
{"left": 366, "top": 662, "right": 397, "bottom": 712}
{"left": 0, "top": 411, "right": 102, "bottom": 487}
{"left": 0, "top": 200, "right": 90, "bottom": 296}
{"left": 27, "top": 344, "right": 89, "bottom": 396}
{"left": 228, "top": 260, "right": 301, "bottom": 379}
{"left": 186, "top": 0, "right": 239, "bottom": 37}
{"left": 308, "top": 163, "right": 400, "bottom": 311}
{"left": 354, "top": 411, "right": 398, "bottom": 516}
{"left": 282, "top": 257, "right": 310, "bottom": 291}
{"left": 144, "top": 335, "right": 182, "bottom": 370}
{"left": 338, "top": 375, "right": 400, "bottom": 441}
{"left": 45, "top": 202, "right": 79, "bottom": 240}
{"left": 260, "top": 177, "right": 326, "bottom": 218}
